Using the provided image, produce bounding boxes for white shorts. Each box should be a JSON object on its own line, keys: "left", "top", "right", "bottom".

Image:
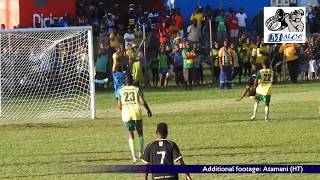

{"left": 230, "top": 29, "right": 239, "bottom": 38}
{"left": 309, "top": 60, "right": 318, "bottom": 73}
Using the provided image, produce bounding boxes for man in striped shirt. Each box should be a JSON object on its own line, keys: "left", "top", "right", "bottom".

{"left": 218, "top": 40, "right": 234, "bottom": 89}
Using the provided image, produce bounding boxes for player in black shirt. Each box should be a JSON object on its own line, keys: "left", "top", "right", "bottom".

{"left": 142, "top": 123, "right": 192, "bottom": 180}
{"left": 236, "top": 73, "right": 257, "bottom": 101}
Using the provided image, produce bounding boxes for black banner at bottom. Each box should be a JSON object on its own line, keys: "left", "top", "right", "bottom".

{"left": 80, "top": 165, "right": 320, "bottom": 174}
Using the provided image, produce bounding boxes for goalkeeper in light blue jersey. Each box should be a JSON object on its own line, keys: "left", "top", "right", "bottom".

{"left": 113, "top": 63, "right": 127, "bottom": 100}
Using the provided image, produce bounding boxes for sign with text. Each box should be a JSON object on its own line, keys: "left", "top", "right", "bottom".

{"left": 264, "top": 7, "right": 306, "bottom": 43}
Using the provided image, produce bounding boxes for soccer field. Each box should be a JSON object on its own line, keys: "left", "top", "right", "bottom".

{"left": 0, "top": 82, "right": 319, "bottom": 180}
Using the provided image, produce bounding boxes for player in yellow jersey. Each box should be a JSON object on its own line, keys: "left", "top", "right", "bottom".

{"left": 118, "top": 75, "right": 152, "bottom": 163}
{"left": 251, "top": 59, "right": 273, "bottom": 122}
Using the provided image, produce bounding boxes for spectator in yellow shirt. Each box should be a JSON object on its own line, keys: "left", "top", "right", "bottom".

{"left": 249, "top": 39, "right": 258, "bottom": 73}
{"left": 256, "top": 39, "right": 270, "bottom": 70}
{"left": 190, "top": 7, "right": 204, "bottom": 29}
{"left": 279, "top": 43, "right": 300, "bottom": 83}
{"left": 210, "top": 42, "right": 220, "bottom": 84}
{"left": 112, "top": 46, "right": 126, "bottom": 73}
{"left": 109, "top": 30, "right": 120, "bottom": 49}
{"left": 239, "top": 38, "right": 252, "bottom": 78}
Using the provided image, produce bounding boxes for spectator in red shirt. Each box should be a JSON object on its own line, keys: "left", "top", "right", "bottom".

{"left": 159, "top": 12, "right": 171, "bottom": 27}
{"left": 171, "top": 9, "right": 184, "bottom": 32}
{"left": 228, "top": 10, "right": 239, "bottom": 43}
{"left": 158, "top": 21, "right": 170, "bottom": 45}
{"left": 153, "top": 14, "right": 165, "bottom": 42}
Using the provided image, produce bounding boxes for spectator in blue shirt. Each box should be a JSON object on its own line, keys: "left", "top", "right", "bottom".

{"left": 306, "top": 6, "right": 318, "bottom": 34}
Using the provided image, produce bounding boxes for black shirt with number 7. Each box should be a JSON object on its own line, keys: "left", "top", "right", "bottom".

{"left": 142, "top": 139, "right": 182, "bottom": 180}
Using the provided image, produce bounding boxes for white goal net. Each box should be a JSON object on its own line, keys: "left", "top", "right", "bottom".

{"left": 0, "top": 27, "right": 95, "bottom": 120}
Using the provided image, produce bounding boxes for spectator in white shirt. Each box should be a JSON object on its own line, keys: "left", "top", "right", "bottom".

{"left": 105, "top": 13, "right": 115, "bottom": 34}
{"left": 236, "top": 8, "right": 247, "bottom": 35}
{"left": 124, "top": 27, "right": 135, "bottom": 49}
{"left": 187, "top": 19, "right": 201, "bottom": 44}
{"left": 309, "top": 59, "right": 318, "bottom": 80}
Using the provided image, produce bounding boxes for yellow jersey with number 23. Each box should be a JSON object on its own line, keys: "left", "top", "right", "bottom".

{"left": 119, "top": 86, "right": 143, "bottom": 122}
{"left": 256, "top": 69, "right": 273, "bottom": 96}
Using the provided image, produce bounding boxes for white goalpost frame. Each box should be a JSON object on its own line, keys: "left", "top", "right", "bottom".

{"left": 87, "top": 28, "right": 96, "bottom": 120}
{"left": 0, "top": 26, "right": 96, "bottom": 120}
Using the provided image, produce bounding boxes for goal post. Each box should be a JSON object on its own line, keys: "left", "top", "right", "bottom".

{"left": 0, "top": 26, "right": 96, "bottom": 120}
{"left": 87, "top": 27, "right": 96, "bottom": 120}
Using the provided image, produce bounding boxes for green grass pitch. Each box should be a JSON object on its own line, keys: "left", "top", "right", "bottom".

{"left": 0, "top": 82, "right": 319, "bottom": 180}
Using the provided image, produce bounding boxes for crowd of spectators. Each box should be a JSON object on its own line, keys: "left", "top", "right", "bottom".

{"left": 1, "top": 1, "right": 320, "bottom": 90}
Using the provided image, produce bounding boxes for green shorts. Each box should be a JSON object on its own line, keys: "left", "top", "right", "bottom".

{"left": 124, "top": 120, "right": 143, "bottom": 132}
{"left": 255, "top": 93, "right": 271, "bottom": 105}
